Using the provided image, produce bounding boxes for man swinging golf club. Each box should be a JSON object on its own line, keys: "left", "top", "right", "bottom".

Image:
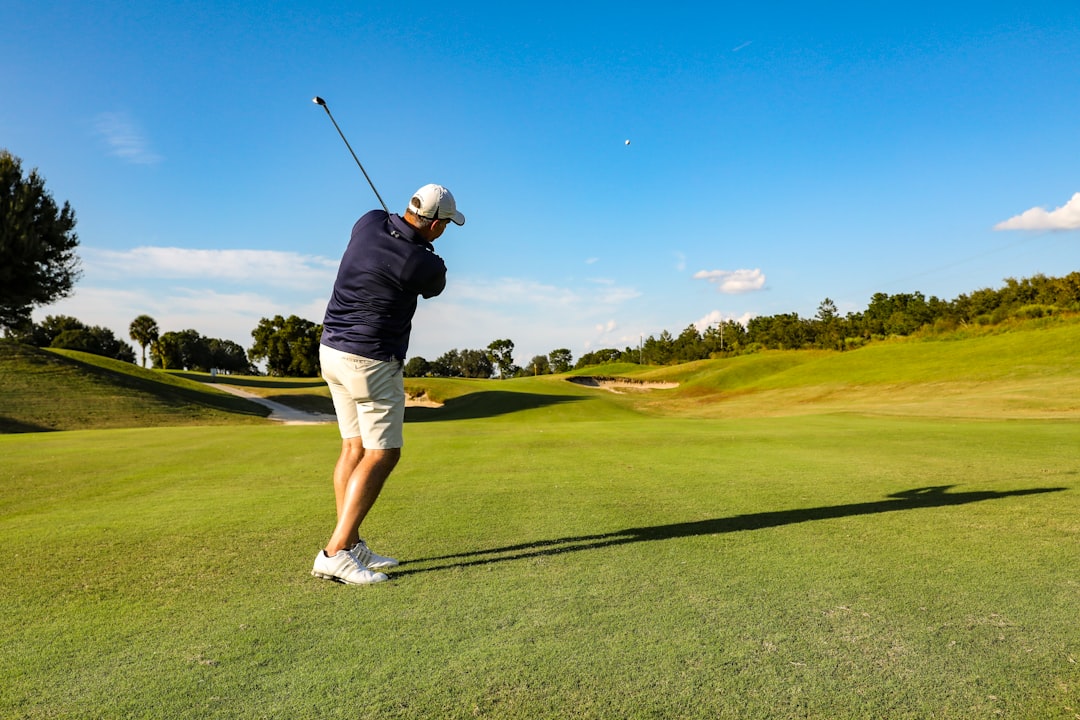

{"left": 312, "top": 183, "right": 465, "bottom": 584}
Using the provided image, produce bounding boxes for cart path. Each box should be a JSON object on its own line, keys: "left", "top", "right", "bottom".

{"left": 214, "top": 384, "right": 337, "bottom": 425}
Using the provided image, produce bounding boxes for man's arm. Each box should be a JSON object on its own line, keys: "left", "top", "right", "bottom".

{"left": 403, "top": 251, "right": 447, "bottom": 299}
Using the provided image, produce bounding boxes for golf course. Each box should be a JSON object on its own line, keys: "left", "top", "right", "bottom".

{"left": 1, "top": 319, "right": 1078, "bottom": 719}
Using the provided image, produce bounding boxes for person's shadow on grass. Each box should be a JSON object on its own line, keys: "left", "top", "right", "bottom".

{"left": 394, "top": 485, "right": 1066, "bottom": 577}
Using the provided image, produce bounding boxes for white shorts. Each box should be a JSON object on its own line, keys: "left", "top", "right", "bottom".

{"left": 320, "top": 344, "right": 405, "bottom": 449}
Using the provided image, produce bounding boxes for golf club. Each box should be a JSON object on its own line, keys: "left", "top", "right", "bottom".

{"left": 312, "top": 96, "right": 390, "bottom": 215}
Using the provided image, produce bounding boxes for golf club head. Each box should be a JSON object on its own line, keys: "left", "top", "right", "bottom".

{"left": 312, "top": 96, "right": 326, "bottom": 106}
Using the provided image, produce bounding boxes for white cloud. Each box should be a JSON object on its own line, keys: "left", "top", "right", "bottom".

{"left": 693, "top": 309, "right": 756, "bottom": 333}
{"left": 94, "top": 112, "right": 163, "bottom": 165}
{"left": 447, "top": 276, "right": 639, "bottom": 312}
{"left": 595, "top": 319, "right": 617, "bottom": 333}
{"left": 86, "top": 247, "right": 338, "bottom": 290}
{"left": 994, "top": 192, "right": 1080, "bottom": 231}
{"left": 693, "top": 268, "right": 766, "bottom": 294}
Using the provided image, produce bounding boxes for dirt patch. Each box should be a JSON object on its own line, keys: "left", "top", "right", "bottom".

{"left": 566, "top": 376, "right": 678, "bottom": 393}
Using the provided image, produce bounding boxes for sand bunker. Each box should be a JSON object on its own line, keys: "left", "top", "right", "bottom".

{"left": 406, "top": 391, "right": 443, "bottom": 408}
{"left": 566, "top": 376, "right": 678, "bottom": 393}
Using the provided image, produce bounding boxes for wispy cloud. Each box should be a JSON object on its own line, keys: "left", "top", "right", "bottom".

{"left": 449, "top": 277, "right": 579, "bottom": 307}
{"left": 693, "top": 268, "right": 766, "bottom": 294}
{"left": 994, "top": 192, "right": 1080, "bottom": 231}
{"left": 732, "top": 41, "right": 753, "bottom": 52}
{"left": 86, "top": 247, "right": 338, "bottom": 290}
{"left": 94, "top": 111, "right": 163, "bottom": 165}
{"left": 448, "top": 276, "right": 639, "bottom": 311}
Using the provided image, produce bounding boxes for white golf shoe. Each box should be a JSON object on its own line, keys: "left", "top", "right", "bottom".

{"left": 350, "top": 539, "right": 399, "bottom": 569}
{"left": 311, "top": 549, "right": 388, "bottom": 585}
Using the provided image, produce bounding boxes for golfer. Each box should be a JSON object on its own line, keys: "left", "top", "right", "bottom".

{"left": 312, "top": 183, "right": 464, "bottom": 585}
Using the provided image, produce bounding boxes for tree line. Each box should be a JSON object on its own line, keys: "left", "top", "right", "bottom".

{"left": 576, "top": 272, "right": 1080, "bottom": 367}
{"left": 405, "top": 341, "right": 574, "bottom": 379}
{"left": 7, "top": 272, "right": 1078, "bottom": 379}
{"left": 4, "top": 149, "right": 1078, "bottom": 378}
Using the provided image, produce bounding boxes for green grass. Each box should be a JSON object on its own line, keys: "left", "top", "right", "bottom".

{"left": 2, "top": 323, "right": 1079, "bottom": 717}
{"left": 2, "top": 417, "right": 1079, "bottom": 716}
{"left": 0, "top": 343, "right": 270, "bottom": 432}
{"left": 563, "top": 320, "right": 1080, "bottom": 420}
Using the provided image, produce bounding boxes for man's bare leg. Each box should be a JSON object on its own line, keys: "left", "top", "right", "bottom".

{"left": 325, "top": 446, "right": 401, "bottom": 555}
{"left": 333, "top": 438, "right": 365, "bottom": 519}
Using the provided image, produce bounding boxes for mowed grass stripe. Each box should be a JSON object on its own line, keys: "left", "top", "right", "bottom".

{"left": 1, "top": 412, "right": 1077, "bottom": 718}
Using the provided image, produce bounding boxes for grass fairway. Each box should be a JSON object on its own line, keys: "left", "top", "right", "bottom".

{"left": 2, "top": 408, "right": 1078, "bottom": 717}
{"left": 2, "top": 323, "right": 1079, "bottom": 717}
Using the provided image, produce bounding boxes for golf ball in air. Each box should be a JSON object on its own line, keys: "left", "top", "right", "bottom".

{"left": 625, "top": 139, "right": 631, "bottom": 145}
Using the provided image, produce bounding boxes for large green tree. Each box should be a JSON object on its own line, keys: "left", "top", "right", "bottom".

{"left": 573, "top": 348, "right": 622, "bottom": 369}
{"left": 404, "top": 356, "right": 432, "bottom": 377}
{"left": 814, "top": 298, "right": 842, "bottom": 350}
{"left": 431, "top": 349, "right": 462, "bottom": 377}
{"left": 249, "top": 315, "right": 322, "bottom": 377}
{"left": 13, "top": 314, "right": 135, "bottom": 363}
{"left": 129, "top": 314, "right": 159, "bottom": 368}
{"left": 460, "top": 348, "right": 494, "bottom": 379}
{"left": 0, "top": 150, "right": 81, "bottom": 331}
{"left": 548, "top": 348, "right": 573, "bottom": 374}
{"left": 430, "top": 348, "right": 493, "bottom": 378}
{"left": 150, "top": 332, "right": 183, "bottom": 370}
{"left": 208, "top": 338, "right": 253, "bottom": 374}
{"left": 487, "top": 338, "right": 516, "bottom": 379}
{"left": 526, "top": 354, "right": 551, "bottom": 376}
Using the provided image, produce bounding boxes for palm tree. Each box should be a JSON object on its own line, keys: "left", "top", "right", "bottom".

{"left": 129, "top": 314, "right": 159, "bottom": 368}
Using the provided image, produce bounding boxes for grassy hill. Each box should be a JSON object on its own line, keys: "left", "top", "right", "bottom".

{"left": 3, "top": 317, "right": 1078, "bottom": 433}
{"left": 551, "top": 317, "right": 1080, "bottom": 420}
{"left": 0, "top": 342, "right": 270, "bottom": 432}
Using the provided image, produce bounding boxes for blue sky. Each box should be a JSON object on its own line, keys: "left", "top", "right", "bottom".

{"left": 3, "top": 1, "right": 1079, "bottom": 366}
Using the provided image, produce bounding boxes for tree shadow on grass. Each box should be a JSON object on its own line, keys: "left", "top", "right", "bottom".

{"left": 405, "top": 391, "right": 584, "bottom": 422}
{"left": 59, "top": 356, "right": 269, "bottom": 418}
{"left": 0, "top": 415, "right": 54, "bottom": 433}
{"left": 395, "top": 485, "right": 1066, "bottom": 577}
{"left": 170, "top": 372, "right": 322, "bottom": 390}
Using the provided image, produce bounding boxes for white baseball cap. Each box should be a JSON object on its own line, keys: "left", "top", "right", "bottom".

{"left": 409, "top": 184, "right": 465, "bottom": 226}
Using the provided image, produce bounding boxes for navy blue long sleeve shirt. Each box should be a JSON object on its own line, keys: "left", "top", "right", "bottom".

{"left": 321, "top": 210, "right": 447, "bottom": 361}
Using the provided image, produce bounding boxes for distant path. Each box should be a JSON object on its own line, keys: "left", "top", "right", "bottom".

{"left": 213, "top": 384, "right": 336, "bottom": 425}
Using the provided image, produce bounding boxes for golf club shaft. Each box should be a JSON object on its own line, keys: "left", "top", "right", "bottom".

{"left": 313, "top": 97, "right": 390, "bottom": 215}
